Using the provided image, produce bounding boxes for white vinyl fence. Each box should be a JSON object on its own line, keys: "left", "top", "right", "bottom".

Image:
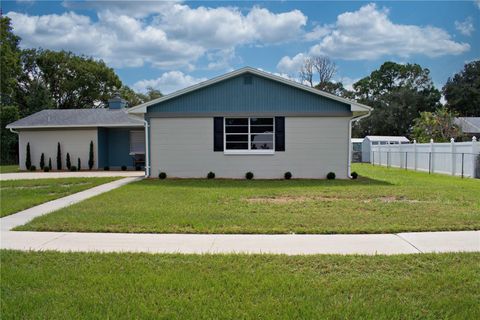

{"left": 370, "top": 137, "right": 479, "bottom": 178}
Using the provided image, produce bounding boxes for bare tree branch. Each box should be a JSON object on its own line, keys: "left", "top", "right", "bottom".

{"left": 299, "top": 57, "right": 314, "bottom": 87}
{"left": 312, "top": 56, "right": 336, "bottom": 90}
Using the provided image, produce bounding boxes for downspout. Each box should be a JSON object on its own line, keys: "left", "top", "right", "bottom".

{"left": 348, "top": 110, "right": 371, "bottom": 178}
{"left": 9, "top": 128, "right": 19, "bottom": 134}
{"left": 142, "top": 118, "right": 150, "bottom": 178}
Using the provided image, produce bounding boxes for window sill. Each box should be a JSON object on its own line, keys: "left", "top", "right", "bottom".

{"left": 224, "top": 150, "right": 275, "bottom": 155}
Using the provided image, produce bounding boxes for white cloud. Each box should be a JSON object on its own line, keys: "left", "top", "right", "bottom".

{"left": 309, "top": 3, "right": 470, "bottom": 60}
{"left": 276, "top": 53, "right": 306, "bottom": 75}
{"left": 304, "top": 25, "right": 331, "bottom": 41}
{"left": 132, "top": 71, "right": 208, "bottom": 95}
{"left": 455, "top": 17, "right": 475, "bottom": 36}
{"left": 8, "top": 3, "right": 307, "bottom": 70}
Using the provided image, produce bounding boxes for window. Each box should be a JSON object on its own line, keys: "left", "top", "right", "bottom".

{"left": 130, "top": 130, "right": 145, "bottom": 154}
{"left": 224, "top": 117, "right": 274, "bottom": 153}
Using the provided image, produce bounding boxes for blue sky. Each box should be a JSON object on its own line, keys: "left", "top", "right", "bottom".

{"left": 3, "top": 0, "right": 479, "bottom": 94}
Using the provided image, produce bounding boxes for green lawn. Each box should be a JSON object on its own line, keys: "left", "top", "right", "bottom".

{"left": 17, "top": 164, "right": 480, "bottom": 234}
{"left": 0, "top": 177, "right": 119, "bottom": 217}
{"left": 0, "top": 165, "right": 20, "bottom": 173}
{"left": 1, "top": 250, "right": 478, "bottom": 319}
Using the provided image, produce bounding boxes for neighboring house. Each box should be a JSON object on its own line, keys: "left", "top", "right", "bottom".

{"left": 455, "top": 117, "right": 480, "bottom": 139}
{"left": 6, "top": 93, "right": 145, "bottom": 170}
{"left": 351, "top": 138, "right": 364, "bottom": 163}
{"left": 7, "top": 67, "right": 372, "bottom": 178}
{"left": 128, "top": 67, "right": 371, "bottom": 179}
{"left": 362, "top": 136, "right": 409, "bottom": 163}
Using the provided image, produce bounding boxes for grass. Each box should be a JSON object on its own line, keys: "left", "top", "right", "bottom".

{"left": 17, "top": 164, "right": 480, "bottom": 234}
{"left": 0, "top": 177, "right": 119, "bottom": 217}
{"left": 0, "top": 165, "right": 20, "bottom": 173}
{"left": 1, "top": 250, "right": 479, "bottom": 319}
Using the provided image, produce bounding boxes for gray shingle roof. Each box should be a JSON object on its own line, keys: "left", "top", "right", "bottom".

{"left": 6, "top": 109, "right": 143, "bottom": 129}
{"left": 455, "top": 117, "right": 480, "bottom": 134}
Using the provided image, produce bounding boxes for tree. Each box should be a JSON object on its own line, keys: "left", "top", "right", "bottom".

{"left": 77, "top": 158, "right": 81, "bottom": 171}
{"left": 66, "top": 153, "right": 71, "bottom": 170}
{"left": 312, "top": 56, "right": 336, "bottom": 91}
{"left": 412, "top": 107, "right": 463, "bottom": 142}
{"left": 352, "top": 62, "right": 441, "bottom": 137}
{"left": 48, "top": 157, "right": 52, "bottom": 171}
{"left": 0, "top": 105, "right": 19, "bottom": 164}
{"left": 40, "top": 153, "right": 45, "bottom": 170}
{"left": 25, "top": 143, "right": 31, "bottom": 170}
{"left": 443, "top": 60, "right": 480, "bottom": 116}
{"left": 56, "top": 142, "right": 62, "bottom": 170}
{"left": 0, "top": 16, "right": 21, "bottom": 106}
{"left": 299, "top": 57, "right": 314, "bottom": 87}
{"left": 314, "top": 81, "right": 353, "bottom": 98}
{"left": 88, "top": 141, "right": 94, "bottom": 170}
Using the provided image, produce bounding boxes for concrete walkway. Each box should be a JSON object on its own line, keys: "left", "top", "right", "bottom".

{"left": 0, "top": 170, "right": 144, "bottom": 181}
{"left": 1, "top": 176, "right": 478, "bottom": 255}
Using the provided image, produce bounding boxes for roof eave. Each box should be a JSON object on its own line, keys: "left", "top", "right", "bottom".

{"left": 6, "top": 124, "right": 144, "bottom": 130}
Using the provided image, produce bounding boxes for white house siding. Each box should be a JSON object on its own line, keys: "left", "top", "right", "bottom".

{"left": 149, "top": 117, "right": 350, "bottom": 179}
{"left": 18, "top": 129, "right": 98, "bottom": 170}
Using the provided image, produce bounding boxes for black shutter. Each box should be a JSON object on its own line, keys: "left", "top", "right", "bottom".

{"left": 275, "top": 117, "right": 285, "bottom": 151}
{"left": 213, "top": 117, "right": 224, "bottom": 151}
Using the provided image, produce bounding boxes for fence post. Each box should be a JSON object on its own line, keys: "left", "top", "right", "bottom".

{"left": 450, "top": 138, "right": 456, "bottom": 176}
{"left": 430, "top": 139, "right": 435, "bottom": 174}
{"left": 379, "top": 145, "right": 382, "bottom": 166}
{"left": 472, "top": 136, "right": 478, "bottom": 178}
{"left": 413, "top": 139, "right": 417, "bottom": 171}
{"left": 399, "top": 142, "right": 403, "bottom": 169}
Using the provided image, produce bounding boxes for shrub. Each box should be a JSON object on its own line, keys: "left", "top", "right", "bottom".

{"left": 351, "top": 171, "right": 358, "bottom": 179}
{"left": 135, "top": 165, "right": 141, "bottom": 171}
{"left": 43, "top": 167, "right": 50, "bottom": 172}
{"left": 48, "top": 158, "right": 52, "bottom": 170}
{"left": 25, "top": 142, "right": 31, "bottom": 170}
{"left": 207, "top": 171, "right": 215, "bottom": 179}
{"left": 284, "top": 171, "right": 292, "bottom": 180}
{"left": 88, "top": 141, "right": 94, "bottom": 170}
{"left": 327, "top": 172, "right": 336, "bottom": 180}
{"left": 159, "top": 172, "right": 167, "bottom": 179}
{"left": 103, "top": 166, "right": 110, "bottom": 171}
{"left": 40, "top": 153, "right": 45, "bottom": 170}
{"left": 121, "top": 165, "right": 127, "bottom": 171}
{"left": 77, "top": 158, "right": 81, "bottom": 171}
{"left": 29, "top": 165, "right": 36, "bottom": 171}
{"left": 66, "top": 153, "right": 71, "bottom": 170}
{"left": 245, "top": 171, "right": 254, "bottom": 180}
{"left": 56, "top": 142, "right": 62, "bottom": 170}
{"left": 70, "top": 166, "right": 77, "bottom": 172}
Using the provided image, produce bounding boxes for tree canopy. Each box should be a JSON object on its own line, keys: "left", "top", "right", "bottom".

{"left": 412, "top": 107, "right": 463, "bottom": 143}
{"left": 443, "top": 60, "right": 480, "bottom": 117}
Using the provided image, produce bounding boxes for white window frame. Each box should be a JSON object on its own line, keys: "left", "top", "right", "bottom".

{"left": 223, "top": 117, "right": 275, "bottom": 155}
{"left": 129, "top": 130, "right": 146, "bottom": 155}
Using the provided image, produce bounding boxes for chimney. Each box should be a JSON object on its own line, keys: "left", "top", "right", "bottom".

{"left": 108, "top": 91, "right": 128, "bottom": 109}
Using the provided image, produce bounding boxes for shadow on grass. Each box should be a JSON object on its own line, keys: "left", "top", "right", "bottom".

{"left": 134, "top": 176, "right": 392, "bottom": 189}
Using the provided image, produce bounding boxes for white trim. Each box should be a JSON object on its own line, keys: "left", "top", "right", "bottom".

{"left": 224, "top": 117, "right": 275, "bottom": 153}
{"left": 128, "top": 67, "right": 372, "bottom": 114}
{"left": 7, "top": 124, "right": 143, "bottom": 130}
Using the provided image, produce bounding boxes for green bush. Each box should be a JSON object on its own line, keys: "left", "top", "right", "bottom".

{"left": 29, "top": 165, "right": 36, "bottom": 171}
{"left": 66, "top": 153, "right": 71, "bottom": 170}
{"left": 48, "top": 158, "right": 52, "bottom": 170}
{"left": 207, "top": 171, "right": 215, "bottom": 179}
{"left": 159, "top": 172, "right": 167, "bottom": 179}
{"left": 103, "top": 166, "right": 110, "bottom": 171}
{"left": 88, "top": 141, "right": 94, "bottom": 170}
{"left": 284, "top": 171, "right": 292, "bottom": 180}
{"left": 56, "top": 142, "right": 62, "bottom": 170}
{"left": 245, "top": 172, "right": 254, "bottom": 180}
{"left": 121, "top": 165, "right": 127, "bottom": 171}
{"left": 327, "top": 172, "right": 336, "bottom": 180}
{"left": 351, "top": 171, "right": 358, "bottom": 179}
{"left": 70, "top": 166, "right": 77, "bottom": 172}
{"left": 25, "top": 143, "right": 31, "bottom": 170}
{"left": 40, "top": 153, "right": 45, "bottom": 170}
{"left": 77, "top": 158, "right": 81, "bottom": 171}
{"left": 135, "top": 166, "right": 142, "bottom": 171}
{"left": 43, "top": 167, "right": 50, "bottom": 172}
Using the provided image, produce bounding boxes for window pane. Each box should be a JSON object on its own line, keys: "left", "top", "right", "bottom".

{"left": 226, "top": 126, "right": 248, "bottom": 133}
{"left": 250, "top": 125, "right": 273, "bottom": 133}
{"left": 250, "top": 118, "right": 273, "bottom": 125}
{"left": 251, "top": 134, "right": 273, "bottom": 150}
{"left": 226, "top": 142, "right": 249, "bottom": 150}
{"left": 226, "top": 134, "right": 248, "bottom": 142}
{"left": 251, "top": 142, "right": 273, "bottom": 150}
{"left": 225, "top": 118, "right": 248, "bottom": 126}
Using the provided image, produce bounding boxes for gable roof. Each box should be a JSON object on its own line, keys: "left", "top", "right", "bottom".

{"left": 455, "top": 117, "right": 480, "bottom": 134}
{"left": 128, "top": 67, "right": 372, "bottom": 115}
{"left": 6, "top": 109, "right": 143, "bottom": 129}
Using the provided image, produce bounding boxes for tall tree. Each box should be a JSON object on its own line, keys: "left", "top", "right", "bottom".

{"left": 352, "top": 62, "right": 441, "bottom": 137}
{"left": 312, "top": 56, "right": 336, "bottom": 91}
{"left": 412, "top": 107, "right": 463, "bottom": 142}
{"left": 299, "top": 57, "right": 314, "bottom": 87}
{"left": 443, "top": 60, "right": 480, "bottom": 117}
{"left": 0, "top": 105, "right": 19, "bottom": 164}
{"left": 0, "top": 16, "right": 21, "bottom": 106}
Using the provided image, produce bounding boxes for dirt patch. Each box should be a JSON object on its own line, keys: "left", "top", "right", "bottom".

{"left": 362, "top": 196, "right": 425, "bottom": 204}
{"left": 246, "top": 195, "right": 429, "bottom": 204}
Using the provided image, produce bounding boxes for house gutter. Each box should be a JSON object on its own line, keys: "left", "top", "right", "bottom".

{"left": 348, "top": 110, "right": 371, "bottom": 178}
{"left": 9, "top": 128, "right": 19, "bottom": 134}
{"left": 142, "top": 118, "right": 150, "bottom": 178}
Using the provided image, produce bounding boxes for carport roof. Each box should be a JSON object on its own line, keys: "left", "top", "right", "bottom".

{"left": 6, "top": 109, "right": 143, "bottom": 129}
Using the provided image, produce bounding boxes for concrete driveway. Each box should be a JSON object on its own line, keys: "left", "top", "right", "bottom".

{"left": 0, "top": 170, "right": 145, "bottom": 181}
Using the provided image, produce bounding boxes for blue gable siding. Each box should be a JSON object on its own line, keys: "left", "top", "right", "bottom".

{"left": 147, "top": 73, "right": 351, "bottom": 115}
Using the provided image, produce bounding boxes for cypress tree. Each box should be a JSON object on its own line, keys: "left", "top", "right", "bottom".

{"left": 66, "top": 153, "right": 71, "bottom": 170}
{"left": 25, "top": 143, "right": 31, "bottom": 170}
{"left": 77, "top": 158, "right": 81, "bottom": 171}
{"left": 88, "top": 141, "right": 94, "bottom": 170}
{"left": 48, "top": 157, "right": 52, "bottom": 170}
{"left": 56, "top": 142, "right": 62, "bottom": 170}
{"left": 40, "top": 153, "right": 45, "bottom": 169}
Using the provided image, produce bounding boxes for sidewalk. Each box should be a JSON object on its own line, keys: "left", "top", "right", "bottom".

{"left": 1, "top": 176, "right": 478, "bottom": 255}
{"left": 0, "top": 171, "right": 145, "bottom": 181}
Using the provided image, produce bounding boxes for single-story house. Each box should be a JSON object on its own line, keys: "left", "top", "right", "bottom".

{"left": 8, "top": 67, "right": 372, "bottom": 178}
{"left": 361, "top": 136, "right": 409, "bottom": 163}
{"left": 455, "top": 117, "right": 480, "bottom": 139}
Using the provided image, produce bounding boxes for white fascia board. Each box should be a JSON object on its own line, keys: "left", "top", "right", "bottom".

{"left": 7, "top": 124, "right": 144, "bottom": 130}
{"left": 128, "top": 67, "right": 373, "bottom": 114}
